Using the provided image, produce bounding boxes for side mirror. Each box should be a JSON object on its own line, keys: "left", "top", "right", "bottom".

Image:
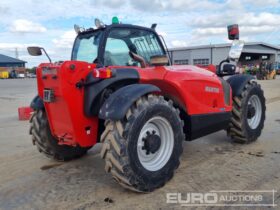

{"left": 150, "top": 55, "right": 168, "bottom": 66}
{"left": 217, "top": 59, "right": 237, "bottom": 76}
{"left": 27, "top": 47, "right": 42, "bottom": 56}
{"left": 27, "top": 46, "right": 52, "bottom": 63}
{"left": 222, "top": 64, "right": 236, "bottom": 75}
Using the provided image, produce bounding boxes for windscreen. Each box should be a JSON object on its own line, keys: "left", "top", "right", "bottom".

{"left": 104, "top": 28, "right": 165, "bottom": 66}
{"left": 72, "top": 31, "right": 103, "bottom": 63}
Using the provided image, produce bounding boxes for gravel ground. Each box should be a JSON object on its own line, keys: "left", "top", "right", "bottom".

{"left": 0, "top": 77, "right": 280, "bottom": 210}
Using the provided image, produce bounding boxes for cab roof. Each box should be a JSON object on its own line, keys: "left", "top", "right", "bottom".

{"left": 78, "top": 23, "right": 156, "bottom": 35}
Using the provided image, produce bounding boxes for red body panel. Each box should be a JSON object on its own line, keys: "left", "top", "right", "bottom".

{"left": 36, "top": 61, "right": 98, "bottom": 147}
{"left": 36, "top": 62, "right": 232, "bottom": 147}
{"left": 139, "top": 65, "right": 232, "bottom": 115}
{"left": 196, "top": 64, "right": 217, "bottom": 74}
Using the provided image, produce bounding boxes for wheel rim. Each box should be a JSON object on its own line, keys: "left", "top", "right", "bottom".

{"left": 137, "top": 116, "right": 174, "bottom": 171}
{"left": 247, "top": 95, "right": 262, "bottom": 129}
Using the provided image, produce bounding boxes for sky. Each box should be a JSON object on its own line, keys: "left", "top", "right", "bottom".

{"left": 0, "top": 0, "right": 280, "bottom": 67}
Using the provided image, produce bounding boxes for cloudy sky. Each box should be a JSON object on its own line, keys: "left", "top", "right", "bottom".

{"left": 0, "top": 0, "right": 280, "bottom": 67}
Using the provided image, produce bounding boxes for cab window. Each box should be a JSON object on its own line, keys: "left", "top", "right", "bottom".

{"left": 104, "top": 38, "right": 132, "bottom": 66}
{"left": 104, "top": 28, "right": 165, "bottom": 66}
{"left": 72, "top": 31, "right": 102, "bottom": 63}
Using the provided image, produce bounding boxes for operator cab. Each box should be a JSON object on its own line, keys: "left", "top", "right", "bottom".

{"left": 71, "top": 18, "right": 169, "bottom": 68}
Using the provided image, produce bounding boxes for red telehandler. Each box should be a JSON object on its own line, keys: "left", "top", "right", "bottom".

{"left": 28, "top": 19, "right": 265, "bottom": 192}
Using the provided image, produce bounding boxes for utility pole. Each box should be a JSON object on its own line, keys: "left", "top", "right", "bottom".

{"left": 15, "top": 48, "right": 19, "bottom": 59}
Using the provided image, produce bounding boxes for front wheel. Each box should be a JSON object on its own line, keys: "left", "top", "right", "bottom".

{"left": 100, "top": 95, "right": 184, "bottom": 192}
{"left": 228, "top": 81, "right": 266, "bottom": 143}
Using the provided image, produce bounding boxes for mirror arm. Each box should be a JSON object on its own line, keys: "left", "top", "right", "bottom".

{"left": 40, "top": 48, "right": 52, "bottom": 63}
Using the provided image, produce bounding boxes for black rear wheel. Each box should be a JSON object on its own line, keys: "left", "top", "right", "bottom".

{"left": 228, "top": 81, "right": 266, "bottom": 143}
{"left": 100, "top": 95, "right": 184, "bottom": 192}
{"left": 29, "top": 110, "right": 90, "bottom": 161}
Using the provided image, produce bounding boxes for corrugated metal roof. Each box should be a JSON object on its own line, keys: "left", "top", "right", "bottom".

{"left": 0, "top": 54, "right": 26, "bottom": 63}
{"left": 168, "top": 42, "right": 280, "bottom": 52}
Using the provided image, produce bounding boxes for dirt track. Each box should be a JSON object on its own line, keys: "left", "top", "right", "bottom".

{"left": 0, "top": 78, "right": 280, "bottom": 210}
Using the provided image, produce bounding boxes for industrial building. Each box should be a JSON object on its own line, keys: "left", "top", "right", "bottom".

{"left": 168, "top": 42, "right": 280, "bottom": 67}
{"left": 0, "top": 54, "right": 26, "bottom": 74}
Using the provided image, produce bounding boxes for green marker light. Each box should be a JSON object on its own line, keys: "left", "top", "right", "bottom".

{"left": 112, "top": 16, "right": 119, "bottom": 24}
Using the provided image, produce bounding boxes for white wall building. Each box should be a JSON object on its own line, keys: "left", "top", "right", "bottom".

{"left": 168, "top": 42, "right": 280, "bottom": 66}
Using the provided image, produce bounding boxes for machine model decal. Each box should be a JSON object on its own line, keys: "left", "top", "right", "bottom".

{"left": 205, "top": 86, "right": 220, "bottom": 93}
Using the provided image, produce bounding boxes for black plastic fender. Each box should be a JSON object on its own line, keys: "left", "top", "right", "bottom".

{"left": 84, "top": 68, "right": 139, "bottom": 117}
{"left": 227, "top": 74, "right": 255, "bottom": 97}
{"left": 30, "top": 95, "right": 44, "bottom": 110}
{"left": 99, "top": 84, "right": 161, "bottom": 120}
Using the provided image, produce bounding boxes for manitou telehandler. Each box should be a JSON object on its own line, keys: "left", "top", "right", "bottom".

{"left": 27, "top": 19, "right": 266, "bottom": 192}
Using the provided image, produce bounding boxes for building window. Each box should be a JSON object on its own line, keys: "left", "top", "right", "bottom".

{"left": 174, "top": 59, "right": 188, "bottom": 65}
{"left": 262, "top": 55, "right": 268, "bottom": 60}
{"left": 245, "top": 56, "right": 251, "bottom": 60}
{"left": 193, "top": 59, "right": 209, "bottom": 66}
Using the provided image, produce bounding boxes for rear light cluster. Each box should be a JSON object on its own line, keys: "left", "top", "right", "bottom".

{"left": 93, "top": 68, "right": 115, "bottom": 79}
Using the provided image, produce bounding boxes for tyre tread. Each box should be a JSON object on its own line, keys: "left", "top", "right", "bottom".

{"left": 100, "top": 94, "right": 184, "bottom": 192}
{"left": 30, "top": 110, "right": 89, "bottom": 161}
{"left": 228, "top": 80, "right": 266, "bottom": 143}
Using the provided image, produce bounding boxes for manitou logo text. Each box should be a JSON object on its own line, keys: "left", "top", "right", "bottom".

{"left": 205, "top": 86, "right": 220, "bottom": 93}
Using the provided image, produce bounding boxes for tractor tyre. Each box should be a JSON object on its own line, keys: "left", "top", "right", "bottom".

{"left": 29, "top": 110, "right": 90, "bottom": 161}
{"left": 228, "top": 80, "right": 266, "bottom": 143}
{"left": 100, "top": 95, "right": 184, "bottom": 192}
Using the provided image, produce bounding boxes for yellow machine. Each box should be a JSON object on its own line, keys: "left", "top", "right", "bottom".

{"left": 0, "top": 71, "right": 9, "bottom": 79}
{"left": 256, "top": 62, "right": 277, "bottom": 80}
{"left": 266, "top": 69, "right": 277, "bottom": 80}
